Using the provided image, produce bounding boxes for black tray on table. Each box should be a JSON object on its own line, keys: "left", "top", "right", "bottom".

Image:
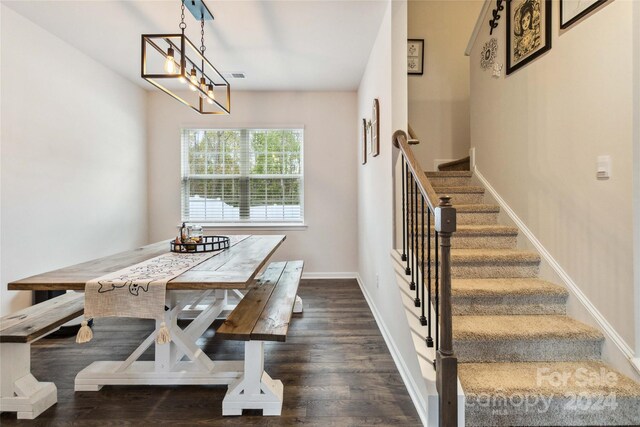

{"left": 170, "top": 236, "right": 230, "bottom": 253}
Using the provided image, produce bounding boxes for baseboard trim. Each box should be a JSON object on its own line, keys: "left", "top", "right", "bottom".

{"left": 301, "top": 272, "right": 358, "bottom": 280}
{"left": 355, "top": 274, "right": 428, "bottom": 426}
{"left": 474, "top": 166, "right": 636, "bottom": 365}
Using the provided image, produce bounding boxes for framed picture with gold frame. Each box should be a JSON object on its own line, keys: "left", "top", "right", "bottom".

{"left": 371, "top": 99, "right": 380, "bottom": 157}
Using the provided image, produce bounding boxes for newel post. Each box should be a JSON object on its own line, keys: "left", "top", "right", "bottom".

{"left": 435, "top": 196, "right": 458, "bottom": 427}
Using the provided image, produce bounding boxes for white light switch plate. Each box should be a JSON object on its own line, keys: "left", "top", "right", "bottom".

{"left": 597, "top": 155, "right": 611, "bottom": 180}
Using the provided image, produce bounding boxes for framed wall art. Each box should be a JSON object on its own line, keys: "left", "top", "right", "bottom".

{"left": 371, "top": 99, "right": 380, "bottom": 157}
{"left": 560, "top": 0, "right": 606, "bottom": 29}
{"left": 506, "top": 0, "right": 551, "bottom": 75}
{"left": 362, "top": 118, "right": 368, "bottom": 165}
{"left": 407, "top": 39, "right": 424, "bottom": 75}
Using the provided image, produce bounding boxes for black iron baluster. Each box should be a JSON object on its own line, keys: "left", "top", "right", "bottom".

{"left": 435, "top": 230, "right": 439, "bottom": 351}
{"left": 401, "top": 160, "right": 407, "bottom": 262}
{"left": 414, "top": 179, "right": 420, "bottom": 306}
{"left": 409, "top": 177, "right": 415, "bottom": 289}
{"left": 426, "top": 209, "right": 433, "bottom": 345}
{"left": 419, "top": 196, "right": 427, "bottom": 322}
{"left": 406, "top": 170, "right": 412, "bottom": 277}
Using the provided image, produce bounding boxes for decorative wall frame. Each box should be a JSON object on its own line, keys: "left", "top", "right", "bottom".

{"left": 362, "top": 118, "right": 368, "bottom": 165}
{"left": 560, "top": 0, "right": 606, "bottom": 29}
{"left": 371, "top": 99, "right": 380, "bottom": 157}
{"left": 506, "top": 0, "right": 552, "bottom": 75}
{"left": 481, "top": 38, "right": 498, "bottom": 70}
{"left": 407, "top": 39, "right": 424, "bottom": 75}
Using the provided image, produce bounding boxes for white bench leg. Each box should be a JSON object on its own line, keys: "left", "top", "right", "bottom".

{"left": 222, "top": 341, "right": 283, "bottom": 416}
{"left": 0, "top": 343, "right": 57, "bottom": 419}
{"left": 293, "top": 295, "right": 303, "bottom": 313}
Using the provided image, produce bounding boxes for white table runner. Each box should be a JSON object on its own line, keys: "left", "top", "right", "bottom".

{"left": 78, "top": 236, "right": 248, "bottom": 344}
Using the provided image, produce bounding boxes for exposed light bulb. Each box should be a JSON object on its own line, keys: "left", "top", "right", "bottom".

{"left": 207, "top": 97, "right": 214, "bottom": 104}
{"left": 189, "top": 68, "right": 198, "bottom": 91}
{"left": 199, "top": 77, "right": 207, "bottom": 98}
{"left": 207, "top": 84, "right": 215, "bottom": 100}
{"left": 164, "top": 47, "right": 176, "bottom": 73}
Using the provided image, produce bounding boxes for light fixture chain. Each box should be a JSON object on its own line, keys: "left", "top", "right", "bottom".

{"left": 179, "top": 0, "right": 186, "bottom": 31}
{"left": 200, "top": 17, "right": 206, "bottom": 54}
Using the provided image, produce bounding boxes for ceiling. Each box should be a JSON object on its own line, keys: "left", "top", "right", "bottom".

{"left": 2, "top": 0, "right": 389, "bottom": 91}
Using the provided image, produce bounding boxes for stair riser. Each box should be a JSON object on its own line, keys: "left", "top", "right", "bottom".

{"left": 408, "top": 212, "right": 499, "bottom": 226}
{"left": 409, "top": 192, "right": 485, "bottom": 204}
{"left": 458, "top": 212, "right": 499, "bottom": 225}
{"left": 451, "top": 263, "right": 540, "bottom": 279}
{"left": 427, "top": 177, "right": 472, "bottom": 187}
{"left": 438, "top": 192, "right": 484, "bottom": 204}
{"left": 429, "top": 235, "right": 517, "bottom": 249}
{"left": 409, "top": 259, "right": 540, "bottom": 278}
{"left": 455, "top": 338, "right": 603, "bottom": 363}
{"left": 407, "top": 234, "right": 517, "bottom": 249}
{"left": 465, "top": 395, "right": 640, "bottom": 426}
{"left": 453, "top": 295, "right": 567, "bottom": 315}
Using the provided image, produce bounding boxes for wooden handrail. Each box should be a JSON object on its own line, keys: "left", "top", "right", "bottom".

{"left": 393, "top": 130, "right": 439, "bottom": 212}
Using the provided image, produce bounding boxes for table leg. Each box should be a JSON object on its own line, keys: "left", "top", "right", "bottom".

{"left": 74, "top": 290, "right": 242, "bottom": 390}
{"left": 222, "top": 341, "right": 283, "bottom": 416}
{"left": 0, "top": 343, "right": 57, "bottom": 419}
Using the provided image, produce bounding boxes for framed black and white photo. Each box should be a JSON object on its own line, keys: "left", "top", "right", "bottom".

{"left": 506, "top": 0, "right": 551, "bottom": 75}
{"left": 407, "top": 39, "right": 424, "bottom": 75}
{"left": 560, "top": 0, "right": 606, "bottom": 29}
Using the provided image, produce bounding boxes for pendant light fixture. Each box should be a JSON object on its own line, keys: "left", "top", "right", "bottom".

{"left": 141, "top": 0, "right": 230, "bottom": 114}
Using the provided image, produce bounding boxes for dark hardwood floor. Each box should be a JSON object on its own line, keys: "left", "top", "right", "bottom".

{"left": 1, "top": 279, "right": 422, "bottom": 426}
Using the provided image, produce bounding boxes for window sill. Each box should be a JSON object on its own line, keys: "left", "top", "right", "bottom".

{"left": 182, "top": 223, "right": 308, "bottom": 231}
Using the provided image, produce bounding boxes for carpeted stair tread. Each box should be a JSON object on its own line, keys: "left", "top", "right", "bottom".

{"left": 432, "top": 185, "right": 485, "bottom": 194}
{"left": 425, "top": 171, "right": 472, "bottom": 178}
{"left": 446, "top": 248, "right": 540, "bottom": 263}
{"left": 459, "top": 361, "right": 640, "bottom": 397}
{"left": 452, "top": 278, "right": 568, "bottom": 297}
{"left": 453, "top": 315, "right": 603, "bottom": 341}
{"left": 461, "top": 361, "right": 640, "bottom": 425}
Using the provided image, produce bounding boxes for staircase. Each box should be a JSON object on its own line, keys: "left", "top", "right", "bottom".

{"left": 424, "top": 170, "right": 640, "bottom": 426}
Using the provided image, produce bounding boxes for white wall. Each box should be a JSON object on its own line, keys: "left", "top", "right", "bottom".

{"left": 0, "top": 5, "right": 148, "bottom": 315}
{"left": 470, "top": 0, "right": 636, "bottom": 351}
{"left": 408, "top": 0, "right": 482, "bottom": 170}
{"left": 146, "top": 91, "right": 358, "bottom": 275}
{"left": 357, "top": 0, "right": 429, "bottom": 420}
{"left": 633, "top": 0, "right": 640, "bottom": 360}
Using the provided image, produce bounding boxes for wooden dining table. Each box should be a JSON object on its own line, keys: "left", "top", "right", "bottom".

{"left": 8, "top": 234, "right": 287, "bottom": 394}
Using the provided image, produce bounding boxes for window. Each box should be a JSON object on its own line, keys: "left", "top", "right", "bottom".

{"left": 181, "top": 128, "right": 304, "bottom": 224}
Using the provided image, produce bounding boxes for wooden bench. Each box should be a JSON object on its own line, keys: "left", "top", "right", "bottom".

{"left": 0, "top": 292, "right": 84, "bottom": 419}
{"left": 217, "top": 260, "right": 304, "bottom": 416}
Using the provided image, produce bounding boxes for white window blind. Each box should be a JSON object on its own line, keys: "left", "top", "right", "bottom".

{"left": 181, "top": 128, "right": 304, "bottom": 223}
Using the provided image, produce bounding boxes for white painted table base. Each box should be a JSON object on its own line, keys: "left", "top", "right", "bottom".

{"left": 223, "top": 341, "right": 283, "bottom": 416}
{"left": 74, "top": 289, "right": 303, "bottom": 416}
{"left": 0, "top": 342, "right": 57, "bottom": 419}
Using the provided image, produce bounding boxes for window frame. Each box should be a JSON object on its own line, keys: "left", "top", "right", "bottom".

{"left": 180, "top": 126, "right": 305, "bottom": 227}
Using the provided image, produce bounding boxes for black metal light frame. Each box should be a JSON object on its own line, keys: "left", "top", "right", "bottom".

{"left": 141, "top": 33, "right": 231, "bottom": 115}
